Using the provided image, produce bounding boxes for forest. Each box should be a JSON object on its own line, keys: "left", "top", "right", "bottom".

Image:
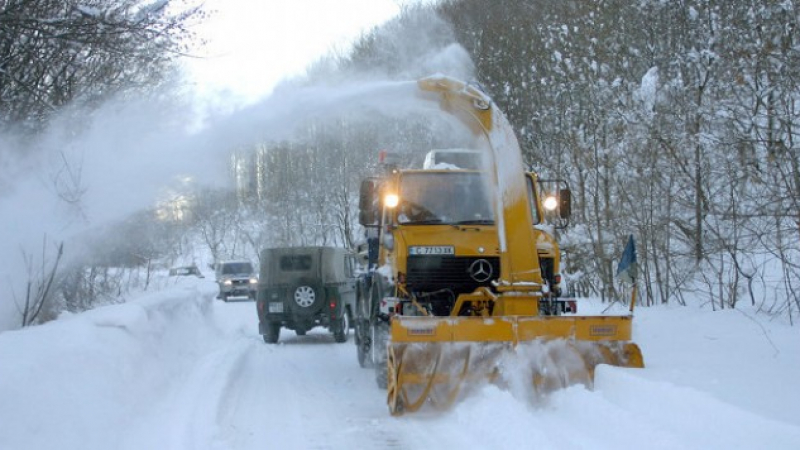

{"left": 2, "top": 0, "right": 798, "bottom": 327}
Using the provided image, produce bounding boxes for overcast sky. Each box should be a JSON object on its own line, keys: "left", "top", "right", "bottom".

{"left": 184, "top": 0, "right": 404, "bottom": 105}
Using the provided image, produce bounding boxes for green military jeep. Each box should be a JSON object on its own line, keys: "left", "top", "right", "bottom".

{"left": 257, "top": 246, "right": 358, "bottom": 343}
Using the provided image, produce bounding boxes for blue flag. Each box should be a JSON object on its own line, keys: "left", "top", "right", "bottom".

{"left": 616, "top": 235, "right": 638, "bottom": 284}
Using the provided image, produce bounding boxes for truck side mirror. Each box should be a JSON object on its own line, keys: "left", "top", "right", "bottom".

{"left": 359, "top": 178, "right": 379, "bottom": 227}
{"left": 537, "top": 177, "right": 571, "bottom": 228}
{"left": 559, "top": 189, "right": 571, "bottom": 219}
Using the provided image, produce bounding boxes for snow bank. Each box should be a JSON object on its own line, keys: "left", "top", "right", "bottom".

{"left": 592, "top": 367, "right": 800, "bottom": 449}
{"left": 0, "top": 278, "right": 221, "bottom": 450}
{"left": 2, "top": 283, "right": 800, "bottom": 450}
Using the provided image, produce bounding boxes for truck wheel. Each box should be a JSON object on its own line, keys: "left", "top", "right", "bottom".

{"left": 333, "top": 311, "right": 349, "bottom": 343}
{"left": 356, "top": 320, "right": 372, "bottom": 367}
{"left": 263, "top": 322, "right": 280, "bottom": 344}
{"left": 367, "top": 277, "right": 389, "bottom": 387}
{"left": 372, "top": 321, "right": 389, "bottom": 389}
{"left": 354, "top": 286, "right": 370, "bottom": 367}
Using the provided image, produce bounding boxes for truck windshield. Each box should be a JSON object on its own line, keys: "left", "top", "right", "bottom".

{"left": 397, "top": 172, "right": 494, "bottom": 225}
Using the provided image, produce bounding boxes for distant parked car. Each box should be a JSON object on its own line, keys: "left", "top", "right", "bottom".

{"left": 214, "top": 260, "right": 258, "bottom": 301}
{"left": 256, "top": 247, "right": 357, "bottom": 343}
{"left": 169, "top": 265, "right": 204, "bottom": 278}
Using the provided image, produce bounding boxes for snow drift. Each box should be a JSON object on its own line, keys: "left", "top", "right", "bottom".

{"left": 1, "top": 276, "right": 799, "bottom": 450}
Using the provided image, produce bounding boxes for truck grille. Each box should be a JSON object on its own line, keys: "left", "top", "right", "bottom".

{"left": 406, "top": 256, "right": 500, "bottom": 294}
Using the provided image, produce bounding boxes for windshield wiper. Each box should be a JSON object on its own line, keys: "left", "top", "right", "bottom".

{"left": 402, "top": 218, "right": 446, "bottom": 225}
{"left": 454, "top": 219, "right": 495, "bottom": 225}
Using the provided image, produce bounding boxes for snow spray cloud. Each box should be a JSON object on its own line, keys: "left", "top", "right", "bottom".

{"left": 0, "top": 11, "right": 475, "bottom": 330}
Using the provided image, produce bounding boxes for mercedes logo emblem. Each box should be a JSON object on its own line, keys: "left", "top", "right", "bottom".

{"left": 468, "top": 259, "right": 493, "bottom": 283}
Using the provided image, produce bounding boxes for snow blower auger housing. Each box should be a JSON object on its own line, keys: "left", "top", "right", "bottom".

{"left": 355, "top": 75, "right": 644, "bottom": 416}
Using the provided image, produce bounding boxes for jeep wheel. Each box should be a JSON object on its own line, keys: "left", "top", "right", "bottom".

{"left": 333, "top": 311, "right": 349, "bottom": 343}
{"left": 263, "top": 322, "right": 280, "bottom": 344}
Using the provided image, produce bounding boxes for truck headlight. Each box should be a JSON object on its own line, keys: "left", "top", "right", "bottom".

{"left": 384, "top": 193, "right": 399, "bottom": 208}
{"left": 543, "top": 195, "right": 558, "bottom": 211}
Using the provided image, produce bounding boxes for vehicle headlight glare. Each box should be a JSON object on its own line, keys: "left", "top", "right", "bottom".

{"left": 385, "top": 194, "right": 399, "bottom": 208}
{"left": 543, "top": 196, "right": 558, "bottom": 211}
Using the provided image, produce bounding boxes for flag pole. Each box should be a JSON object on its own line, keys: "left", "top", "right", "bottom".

{"left": 616, "top": 234, "right": 638, "bottom": 314}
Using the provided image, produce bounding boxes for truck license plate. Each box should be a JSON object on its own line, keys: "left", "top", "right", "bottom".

{"left": 409, "top": 246, "right": 455, "bottom": 256}
{"left": 268, "top": 302, "right": 284, "bottom": 313}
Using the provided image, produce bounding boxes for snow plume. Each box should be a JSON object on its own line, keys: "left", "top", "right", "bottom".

{"left": 0, "top": 16, "right": 480, "bottom": 330}
{"left": 0, "top": 90, "right": 218, "bottom": 330}
{"left": 315, "top": 8, "right": 475, "bottom": 83}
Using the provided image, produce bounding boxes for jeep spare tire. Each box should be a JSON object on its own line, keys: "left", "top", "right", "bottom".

{"left": 294, "top": 285, "right": 316, "bottom": 307}
{"left": 290, "top": 279, "right": 323, "bottom": 315}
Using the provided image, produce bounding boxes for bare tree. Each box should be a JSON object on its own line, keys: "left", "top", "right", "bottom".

{"left": 191, "top": 188, "right": 241, "bottom": 262}
{"left": 16, "top": 235, "right": 63, "bottom": 326}
{"left": 0, "top": 0, "right": 204, "bottom": 131}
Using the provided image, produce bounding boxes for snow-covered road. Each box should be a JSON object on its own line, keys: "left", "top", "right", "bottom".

{"left": 1, "top": 277, "right": 799, "bottom": 450}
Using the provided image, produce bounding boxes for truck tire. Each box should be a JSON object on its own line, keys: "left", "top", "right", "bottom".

{"left": 371, "top": 274, "right": 390, "bottom": 388}
{"left": 356, "top": 319, "right": 372, "bottom": 368}
{"left": 355, "top": 284, "right": 373, "bottom": 368}
{"left": 372, "top": 320, "right": 389, "bottom": 389}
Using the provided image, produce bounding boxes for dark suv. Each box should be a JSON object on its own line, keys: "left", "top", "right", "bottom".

{"left": 257, "top": 247, "right": 357, "bottom": 343}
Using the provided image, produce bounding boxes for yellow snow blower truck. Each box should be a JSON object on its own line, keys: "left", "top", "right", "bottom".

{"left": 354, "top": 75, "right": 644, "bottom": 416}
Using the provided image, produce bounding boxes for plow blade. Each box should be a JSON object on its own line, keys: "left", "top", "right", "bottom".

{"left": 386, "top": 315, "right": 644, "bottom": 416}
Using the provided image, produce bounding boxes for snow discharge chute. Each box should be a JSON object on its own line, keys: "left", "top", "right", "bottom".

{"left": 355, "top": 75, "right": 644, "bottom": 416}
